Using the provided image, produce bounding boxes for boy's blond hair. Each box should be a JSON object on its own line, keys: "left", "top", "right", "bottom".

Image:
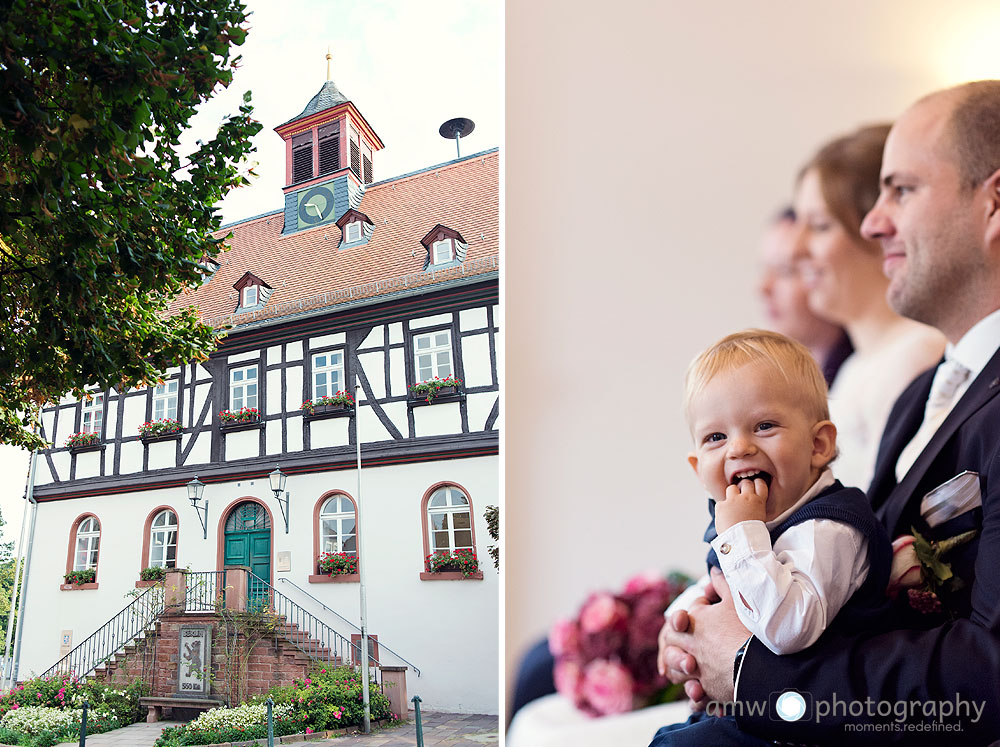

{"left": 684, "top": 329, "right": 830, "bottom": 424}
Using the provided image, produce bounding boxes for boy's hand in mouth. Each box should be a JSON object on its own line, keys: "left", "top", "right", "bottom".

{"left": 715, "top": 471, "right": 770, "bottom": 532}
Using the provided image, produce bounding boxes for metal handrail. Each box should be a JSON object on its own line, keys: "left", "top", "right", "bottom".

{"left": 277, "top": 577, "right": 420, "bottom": 676}
{"left": 186, "top": 570, "right": 226, "bottom": 612}
{"left": 247, "top": 572, "right": 376, "bottom": 677}
{"left": 40, "top": 583, "right": 165, "bottom": 679}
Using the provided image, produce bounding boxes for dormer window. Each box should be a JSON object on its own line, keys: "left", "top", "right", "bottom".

{"left": 432, "top": 239, "right": 454, "bottom": 265}
{"left": 336, "top": 208, "right": 373, "bottom": 249}
{"left": 233, "top": 272, "right": 273, "bottom": 312}
{"left": 242, "top": 285, "right": 259, "bottom": 308}
{"left": 420, "top": 225, "right": 468, "bottom": 270}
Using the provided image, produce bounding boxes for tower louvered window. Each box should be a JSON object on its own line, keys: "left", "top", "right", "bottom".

{"left": 350, "top": 139, "right": 361, "bottom": 179}
{"left": 292, "top": 131, "right": 313, "bottom": 183}
{"left": 363, "top": 154, "right": 372, "bottom": 184}
{"left": 318, "top": 123, "right": 340, "bottom": 175}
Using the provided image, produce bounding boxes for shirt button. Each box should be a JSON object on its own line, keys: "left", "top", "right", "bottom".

{"left": 720, "top": 543, "right": 731, "bottom": 555}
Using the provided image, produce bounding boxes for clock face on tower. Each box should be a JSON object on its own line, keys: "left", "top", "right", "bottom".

{"left": 297, "top": 185, "right": 336, "bottom": 225}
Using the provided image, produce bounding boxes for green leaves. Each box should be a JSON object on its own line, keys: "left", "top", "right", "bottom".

{"left": 0, "top": 0, "right": 262, "bottom": 448}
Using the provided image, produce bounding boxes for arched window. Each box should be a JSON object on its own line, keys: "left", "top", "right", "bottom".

{"left": 73, "top": 516, "right": 100, "bottom": 571}
{"left": 426, "top": 485, "right": 473, "bottom": 554}
{"left": 149, "top": 510, "right": 178, "bottom": 568}
{"left": 319, "top": 494, "right": 357, "bottom": 555}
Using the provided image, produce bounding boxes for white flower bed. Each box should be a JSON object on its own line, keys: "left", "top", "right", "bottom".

{"left": 1, "top": 705, "right": 80, "bottom": 734}
{"left": 188, "top": 701, "right": 294, "bottom": 734}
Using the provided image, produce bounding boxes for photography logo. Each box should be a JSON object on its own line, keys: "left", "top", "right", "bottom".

{"left": 773, "top": 690, "right": 808, "bottom": 722}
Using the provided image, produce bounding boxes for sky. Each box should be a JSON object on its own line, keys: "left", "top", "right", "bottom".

{"left": 0, "top": 0, "right": 502, "bottom": 550}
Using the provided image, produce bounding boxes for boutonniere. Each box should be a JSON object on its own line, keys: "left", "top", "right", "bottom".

{"left": 888, "top": 528, "right": 977, "bottom": 616}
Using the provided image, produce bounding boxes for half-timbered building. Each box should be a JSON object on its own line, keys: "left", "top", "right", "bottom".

{"left": 16, "top": 73, "right": 499, "bottom": 714}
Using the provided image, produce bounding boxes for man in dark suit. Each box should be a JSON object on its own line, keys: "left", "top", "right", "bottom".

{"left": 659, "top": 81, "right": 1000, "bottom": 744}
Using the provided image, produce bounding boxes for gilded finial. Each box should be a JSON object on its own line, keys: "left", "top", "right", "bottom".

{"left": 326, "top": 46, "right": 332, "bottom": 81}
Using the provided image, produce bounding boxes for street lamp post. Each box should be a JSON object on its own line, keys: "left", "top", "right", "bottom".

{"left": 356, "top": 383, "right": 371, "bottom": 733}
{"left": 269, "top": 466, "right": 290, "bottom": 534}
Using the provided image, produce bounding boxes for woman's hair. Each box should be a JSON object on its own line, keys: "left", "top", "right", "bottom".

{"left": 800, "top": 123, "right": 892, "bottom": 241}
{"left": 684, "top": 329, "right": 830, "bottom": 424}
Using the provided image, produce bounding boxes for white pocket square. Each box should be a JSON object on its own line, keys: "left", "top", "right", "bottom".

{"left": 920, "top": 471, "right": 982, "bottom": 528}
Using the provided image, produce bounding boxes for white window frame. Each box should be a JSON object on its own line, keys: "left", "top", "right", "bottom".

{"left": 149, "top": 510, "right": 178, "bottom": 568}
{"left": 242, "top": 285, "right": 259, "bottom": 308}
{"left": 153, "top": 380, "right": 179, "bottom": 422}
{"left": 81, "top": 393, "right": 104, "bottom": 435}
{"left": 229, "top": 364, "right": 258, "bottom": 411}
{"left": 345, "top": 221, "right": 362, "bottom": 243}
{"left": 312, "top": 351, "right": 345, "bottom": 399}
{"left": 319, "top": 495, "right": 357, "bottom": 556}
{"left": 432, "top": 239, "right": 454, "bottom": 265}
{"left": 74, "top": 516, "right": 101, "bottom": 571}
{"left": 426, "top": 486, "right": 473, "bottom": 554}
{"left": 413, "top": 330, "right": 453, "bottom": 382}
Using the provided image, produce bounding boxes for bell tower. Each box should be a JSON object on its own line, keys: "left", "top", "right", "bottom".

{"left": 274, "top": 51, "right": 384, "bottom": 235}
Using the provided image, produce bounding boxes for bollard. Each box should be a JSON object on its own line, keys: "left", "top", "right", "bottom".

{"left": 267, "top": 697, "right": 274, "bottom": 747}
{"left": 79, "top": 700, "right": 88, "bottom": 747}
{"left": 412, "top": 695, "right": 423, "bottom": 747}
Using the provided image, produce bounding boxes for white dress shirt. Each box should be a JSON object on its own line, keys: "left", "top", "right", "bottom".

{"left": 894, "top": 307, "right": 1000, "bottom": 482}
{"left": 667, "top": 468, "right": 870, "bottom": 655}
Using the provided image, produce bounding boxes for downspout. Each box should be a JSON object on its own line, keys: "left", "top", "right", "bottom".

{"left": 11, "top": 450, "right": 40, "bottom": 686}
{"left": 2, "top": 455, "right": 32, "bottom": 692}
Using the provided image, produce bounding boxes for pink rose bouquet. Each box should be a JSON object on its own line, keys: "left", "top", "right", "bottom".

{"left": 549, "top": 571, "right": 690, "bottom": 717}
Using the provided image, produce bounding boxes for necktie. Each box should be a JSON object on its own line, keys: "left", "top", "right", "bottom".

{"left": 895, "top": 358, "right": 971, "bottom": 481}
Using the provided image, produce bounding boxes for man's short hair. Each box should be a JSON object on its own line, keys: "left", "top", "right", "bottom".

{"left": 684, "top": 329, "right": 830, "bottom": 425}
{"left": 943, "top": 80, "right": 1000, "bottom": 189}
{"left": 800, "top": 124, "right": 892, "bottom": 242}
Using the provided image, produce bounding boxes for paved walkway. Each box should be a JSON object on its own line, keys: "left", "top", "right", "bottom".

{"left": 54, "top": 711, "right": 498, "bottom": 746}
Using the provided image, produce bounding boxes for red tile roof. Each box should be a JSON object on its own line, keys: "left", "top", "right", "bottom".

{"left": 168, "top": 148, "right": 499, "bottom": 329}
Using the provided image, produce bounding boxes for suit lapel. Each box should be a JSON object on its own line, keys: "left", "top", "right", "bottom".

{"left": 867, "top": 366, "right": 935, "bottom": 512}
{"left": 880, "top": 347, "right": 1000, "bottom": 535}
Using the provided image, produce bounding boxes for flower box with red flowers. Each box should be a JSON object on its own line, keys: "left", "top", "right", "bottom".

{"left": 302, "top": 392, "right": 355, "bottom": 421}
{"left": 423, "top": 548, "right": 481, "bottom": 579}
{"left": 65, "top": 431, "right": 102, "bottom": 453}
{"left": 139, "top": 418, "right": 182, "bottom": 443}
{"left": 407, "top": 376, "right": 464, "bottom": 406}
{"left": 63, "top": 569, "right": 96, "bottom": 587}
{"left": 318, "top": 552, "right": 359, "bottom": 576}
{"left": 219, "top": 407, "right": 262, "bottom": 432}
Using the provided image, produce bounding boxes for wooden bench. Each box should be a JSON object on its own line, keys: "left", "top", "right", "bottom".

{"left": 140, "top": 695, "right": 225, "bottom": 723}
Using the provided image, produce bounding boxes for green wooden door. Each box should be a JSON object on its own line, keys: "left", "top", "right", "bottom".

{"left": 223, "top": 502, "right": 271, "bottom": 610}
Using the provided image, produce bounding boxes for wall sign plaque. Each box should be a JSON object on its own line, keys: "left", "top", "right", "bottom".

{"left": 177, "top": 624, "right": 212, "bottom": 696}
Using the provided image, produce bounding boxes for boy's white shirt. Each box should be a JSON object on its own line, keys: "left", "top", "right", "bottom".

{"left": 665, "top": 468, "right": 871, "bottom": 655}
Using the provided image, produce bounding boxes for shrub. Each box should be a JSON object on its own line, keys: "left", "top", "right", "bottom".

{"left": 153, "top": 702, "right": 306, "bottom": 746}
{"left": 265, "top": 666, "right": 392, "bottom": 730}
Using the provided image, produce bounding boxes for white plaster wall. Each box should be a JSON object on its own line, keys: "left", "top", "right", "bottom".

{"left": 227, "top": 351, "right": 259, "bottom": 364}
{"left": 225, "top": 430, "right": 259, "bottom": 460}
{"left": 118, "top": 441, "right": 143, "bottom": 475}
{"left": 310, "top": 416, "right": 351, "bottom": 448}
{"left": 380, "top": 402, "right": 408, "bottom": 438}
{"left": 388, "top": 348, "right": 406, "bottom": 398}
{"left": 461, "top": 333, "right": 492, "bottom": 388}
{"left": 309, "top": 333, "right": 345, "bottom": 350}
{"left": 265, "top": 420, "right": 282, "bottom": 455}
{"left": 266, "top": 369, "right": 281, "bottom": 414}
{"left": 412, "top": 402, "right": 461, "bottom": 438}
{"left": 53, "top": 410, "right": 71, "bottom": 447}
{"left": 410, "top": 313, "right": 451, "bottom": 330}
{"left": 49, "top": 453, "right": 69, "bottom": 482}
{"left": 75, "top": 450, "right": 101, "bottom": 479}
{"left": 285, "top": 366, "right": 304, "bottom": 412}
{"left": 467, "top": 393, "right": 498, "bottom": 433}
{"left": 18, "top": 456, "right": 498, "bottom": 713}
{"left": 105, "top": 400, "right": 119, "bottom": 438}
{"left": 121, "top": 397, "right": 145, "bottom": 439}
{"left": 286, "top": 341, "right": 303, "bottom": 362}
{"left": 460, "top": 307, "right": 488, "bottom": 331}
{"left": 356, "top": 406, "right": 391, "bottom": 444}
{"left": 196, "top": 363, "right": 213, "bottom": 379}
{"left": 192, "top": 384, "right": 211, "bottom": 426}
{"left": 360, "top": 326, "right": 384, "bottom": 350}
{"left": 359, "top": 352, "right": 385, "bottom": 400}
{"left": 184, "top": 432, "right": 212, "bottom": 467}
{"left": 288, "top": 417, "right": 304, "bottom": 453}
{"left": 41, "top": 411, "right": 55, "bottom": 445}
{"left": 147, "top": 441, "right": 175, "bottom": 471}
{"left": 266, "top": 345, "right": 281, "bottom": 366}
{"left": 388, "top": 322, "right": 403, "bottom": 345}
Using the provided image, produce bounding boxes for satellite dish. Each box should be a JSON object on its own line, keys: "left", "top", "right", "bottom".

{"left": 439, "top": 117, "right": 476, "bottom": 158}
